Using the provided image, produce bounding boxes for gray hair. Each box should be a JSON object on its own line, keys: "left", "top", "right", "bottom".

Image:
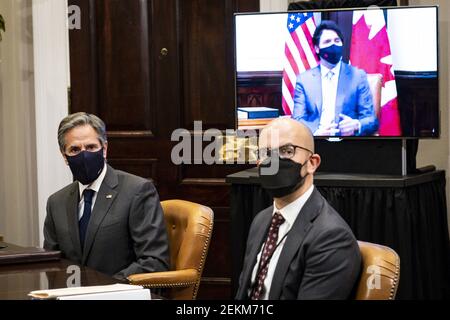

{"left": 58, "top": 112, "right": 107, "bottom": 152}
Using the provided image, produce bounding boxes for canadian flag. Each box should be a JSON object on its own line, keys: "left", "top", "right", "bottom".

{"left": 350, "top": 9, "right": 402, "bottom": 136}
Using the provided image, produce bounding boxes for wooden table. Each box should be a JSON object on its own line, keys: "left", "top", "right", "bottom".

{"left": 0, "top": 258, "right": 125, "bottom": 300}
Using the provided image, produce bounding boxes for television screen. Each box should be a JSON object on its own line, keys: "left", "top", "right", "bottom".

{"left": 234, "top": 6, "right": 439, "bottom": 138}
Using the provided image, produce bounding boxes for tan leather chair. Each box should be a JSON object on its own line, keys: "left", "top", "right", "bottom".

{"left": 354, "top": 241, "right": 400, "bottom": 300}
{"left": 127, "top": 200, "right": 214, "bottom": 300}
{"left": 367, "top": 73, "right": 383, "bottom": 119}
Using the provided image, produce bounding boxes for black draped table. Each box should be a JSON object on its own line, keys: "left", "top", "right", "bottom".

{"left": 226, "top": 168, "right": 450, "bottom": 299}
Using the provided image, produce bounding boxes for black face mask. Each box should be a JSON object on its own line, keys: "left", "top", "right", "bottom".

{"left": 258, "top": 157, "right": 308, "bottom": 198}
{"left": 318, "top": 44, "right": 343, "bottom": 65}
{"left": 66, "top": 148, "right": 105, "bottom": 185}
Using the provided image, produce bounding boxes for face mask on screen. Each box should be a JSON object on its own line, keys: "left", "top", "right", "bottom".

{"left": 66, "top": 148, "right": 105, "bottom": 185}
{"left": 319, "top": 44, "right": 343, "bottom": 65}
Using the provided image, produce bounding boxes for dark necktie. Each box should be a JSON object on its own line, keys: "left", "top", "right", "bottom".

{"left": 79, "top": 189, "right": 95, "bottom": 250}
{"left": 251, "top": 212, "right": 285, "bottom": 300}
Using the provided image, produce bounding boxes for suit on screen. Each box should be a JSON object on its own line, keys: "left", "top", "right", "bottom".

{"left": 292, "top": 62, "right": 378, "bottom": 136}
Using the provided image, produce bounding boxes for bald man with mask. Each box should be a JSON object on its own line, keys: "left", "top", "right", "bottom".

{"left": 236, "top": 118, "right": 361, "bottom": 300}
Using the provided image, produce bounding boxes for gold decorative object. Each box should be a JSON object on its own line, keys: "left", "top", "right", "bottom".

{"left": 219, "top": 135, "right": 258, "bottom": 163}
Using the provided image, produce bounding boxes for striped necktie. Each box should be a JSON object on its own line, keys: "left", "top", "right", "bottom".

{"left": 251, "top": 212, "right": 285, "bottom": 300}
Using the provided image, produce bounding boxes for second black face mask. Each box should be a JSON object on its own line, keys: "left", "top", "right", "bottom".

{"left": 66, "top": 148, "right": 105, "bottom": 185}
{"left": 258, "top": 157, "right": 308, "bottom": 198}
{"left": 319, "top": 44, "right": 343, "bottom": 65}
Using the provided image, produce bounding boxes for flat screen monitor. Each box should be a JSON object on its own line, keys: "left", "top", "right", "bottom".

{"left": 234, "top": 6, "right": 439, "bottom": 138}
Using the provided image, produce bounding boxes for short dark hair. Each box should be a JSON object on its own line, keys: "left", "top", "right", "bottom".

{"left": 58, "top": 112, "right": 107, "bottom": 152}
{"left": 312, "top": 20, "right": 344, "bottom": 47}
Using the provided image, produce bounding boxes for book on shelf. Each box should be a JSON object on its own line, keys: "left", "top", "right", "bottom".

{"left": 237, "top": 107, "right": 279, "bottom": 120}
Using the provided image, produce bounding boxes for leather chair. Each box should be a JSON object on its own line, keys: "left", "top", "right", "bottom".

{"left": 127, "top": 200, "right": 214, "bottom": 300}
{"left": 366, "top": 73, "right": 383, "bottom": 119}
{"left": 354, "top": 241, "right": 400, "bottom": 300}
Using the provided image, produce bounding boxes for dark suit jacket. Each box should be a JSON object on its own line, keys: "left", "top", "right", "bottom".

{"left": 44, "top": 165, "right": 170, "bottom": 279}
{"left": 236, "top": 188, "right": 361, "bottom": 300}
{"left": 292, "top": 63, "right": 378, "bottom": 136}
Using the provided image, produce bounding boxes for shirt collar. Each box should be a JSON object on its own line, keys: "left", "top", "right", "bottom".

{"left": 320, "top": 60, "right": 342, "bottom": 78}
{"left": 78, "top": 163, "right": 107, "bottom": 197}
{"left": 272, "top": 184, "right": 315, "bottom": 227}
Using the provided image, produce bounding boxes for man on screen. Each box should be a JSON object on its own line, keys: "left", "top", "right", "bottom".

{"left": 292, "top": 20, "right": 378, "bottom": 136}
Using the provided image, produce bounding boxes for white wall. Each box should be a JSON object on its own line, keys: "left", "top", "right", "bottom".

{"left": 235, "top": 14, "right": 288, "bottom": 72}
{"left": 32, "top": 0, "right": 72, "bottom": 246}
{"left": 0, "top": 0, "right": 39, "bottom": 246}
{"left": 0, "top": 0, "right": 71, "bottom": 246}
{"left": 388, "top": 7, "right": 438, "bottom": 72}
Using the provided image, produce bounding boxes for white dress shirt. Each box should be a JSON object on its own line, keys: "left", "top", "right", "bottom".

{"left": 78, "top": 163, "right": 107, "bottom": 220}
{"left": 318, "top": 61, "right": 341, "bottom": 132}
{"left": 250, "top": 184, "right": 315, "bottom": 299}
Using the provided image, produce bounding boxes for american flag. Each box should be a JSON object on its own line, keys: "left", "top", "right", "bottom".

{"left": 282, "top": 13, "right": 319, "bottom": 116}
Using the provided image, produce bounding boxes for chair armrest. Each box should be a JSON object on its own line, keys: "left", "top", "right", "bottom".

{"left": 127, "top": 269, "right": 198, "bottom": 288}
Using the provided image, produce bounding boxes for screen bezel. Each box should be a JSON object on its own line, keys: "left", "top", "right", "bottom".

{"left": 233, "top": 5, "right": 440, "bottom": 140}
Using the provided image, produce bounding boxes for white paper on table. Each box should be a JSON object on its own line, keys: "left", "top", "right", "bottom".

{"left": 28, "top": 283, "right": 147, "bottom": 299}
{"left": 57, "top": 288, "right": 151, "bottom": 300}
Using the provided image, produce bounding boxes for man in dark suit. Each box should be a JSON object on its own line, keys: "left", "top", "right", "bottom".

{"left": 292, "top": 20, "right": 378, "bottom": 136}
{"left": 44, "top": 112, "right": 170, "bottom": 279}
{"left": 236, "top": 118, "right": 361, "bottom": 300}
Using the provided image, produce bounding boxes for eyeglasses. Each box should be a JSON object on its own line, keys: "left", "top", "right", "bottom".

{"left": 257, "top": 144, "right": 313, "bottom": 161}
